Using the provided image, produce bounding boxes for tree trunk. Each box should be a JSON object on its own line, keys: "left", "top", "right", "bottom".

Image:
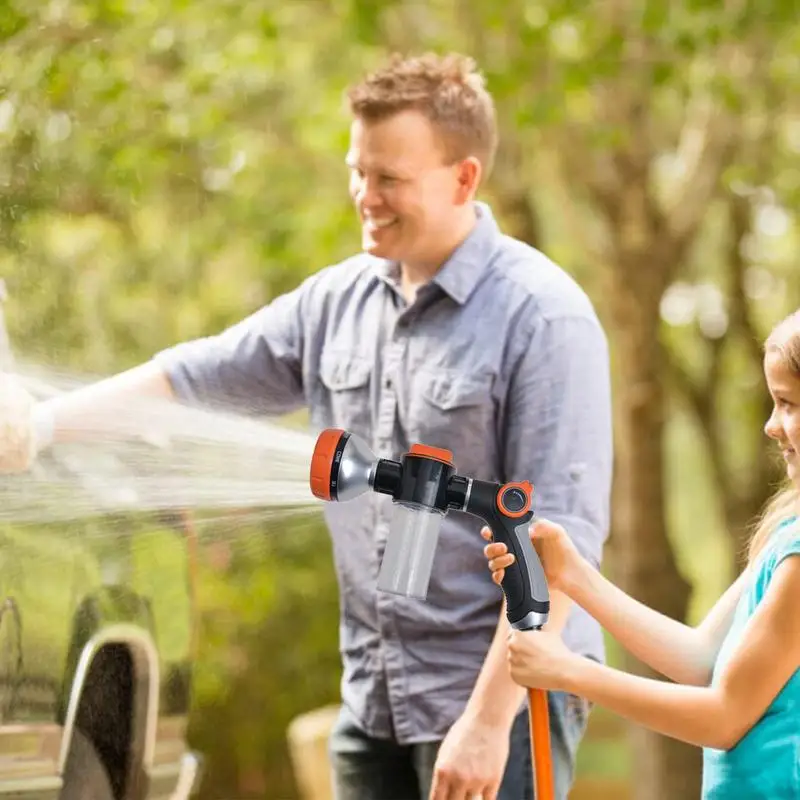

{"left": 666, "top": 191, "right": 786, "bottom": 581}
{"left": 723, "top": 193, "right": 784, "bottom": 576}
{"left": 609, "top": 269, "right": 702, "bottom": 799}
{"left": 488, "top": 137, "right": 543, "bottom": 250}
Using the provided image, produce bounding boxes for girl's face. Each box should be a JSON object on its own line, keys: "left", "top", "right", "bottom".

{"left": 764, "top": 349, "right": 800, "bottom": 489}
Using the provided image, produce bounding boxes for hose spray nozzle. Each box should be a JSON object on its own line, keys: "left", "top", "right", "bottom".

{"left": 310, "top": 428, "right": 550, "bottom": 631}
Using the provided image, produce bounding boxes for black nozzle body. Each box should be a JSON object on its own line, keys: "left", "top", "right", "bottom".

{"left": 373, "top": 453, "right": 454, "bottom": 512}
{"left": 372, "top": 459, "right": 402, "bottom": 497}
{"left": 369, "top": 450, "right": 550, "bottom": 632}
{"left": 396, "top": 454, "right": 454, "bottom": 511}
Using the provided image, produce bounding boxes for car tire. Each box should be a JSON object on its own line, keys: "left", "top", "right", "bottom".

{"left": 60, "top": 729, "right": 114, "bottom": 800}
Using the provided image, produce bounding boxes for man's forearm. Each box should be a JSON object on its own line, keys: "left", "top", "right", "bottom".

{"left": 39, "top": 360, "right": 175, "bottom": 447}
{"left": 466, "top": 589, "right": 573, "bottom": 726}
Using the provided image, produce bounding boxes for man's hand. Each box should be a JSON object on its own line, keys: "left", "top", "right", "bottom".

{"left": 0, "top": 372, "right": 36, "bottom": 473}
{"left": 429, "top": 711, "right": 511, "bottom": 800}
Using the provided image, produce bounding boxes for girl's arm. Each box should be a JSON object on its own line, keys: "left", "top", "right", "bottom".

{"left": 560, "top": 555, "right": 800, "bottom": 750}
{"left": 564, "top": 556, "right": 747, "bottom": 686}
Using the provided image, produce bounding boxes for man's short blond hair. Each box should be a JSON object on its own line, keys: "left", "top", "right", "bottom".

{"left": 347, "top": 52, "right": 498, "bottom": 177}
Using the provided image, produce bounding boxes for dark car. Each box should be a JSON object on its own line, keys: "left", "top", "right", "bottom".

{"left": 0, "top": 445, "right": 203, "bottom": 800}
{"left": 0, "top": 291, "right": 202, "bottom": 799}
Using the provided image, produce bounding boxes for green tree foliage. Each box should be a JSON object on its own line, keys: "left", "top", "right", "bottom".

{"left": 2, "top": 1, "right": 799, "bottom": 797}
{"left": 359, "top": 4, "right": 800, "bottom": 795}
{"left": 187, "top": 515, "right": 341, "bottom": 798}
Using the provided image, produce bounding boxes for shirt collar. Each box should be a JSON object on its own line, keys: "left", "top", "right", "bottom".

{"left": 370, "top": 201, "right": 501, "bottom": 306}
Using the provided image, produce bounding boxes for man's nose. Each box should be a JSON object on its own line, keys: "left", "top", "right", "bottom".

{"left": 355, "top": 175, "right": 382, "bottom": 207}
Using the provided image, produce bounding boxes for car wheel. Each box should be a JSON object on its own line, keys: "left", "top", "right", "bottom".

{"left": 60, "top": 729, "right": 114, "bottom": 800}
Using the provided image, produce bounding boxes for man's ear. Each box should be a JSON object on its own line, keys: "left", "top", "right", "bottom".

{"left": 454, "top": 156, "right": 482, "bottom": 205}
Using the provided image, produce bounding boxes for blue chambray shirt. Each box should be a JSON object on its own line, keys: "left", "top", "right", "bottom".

{"left": 155, "top": 202, "right": 613, "bottom": 744}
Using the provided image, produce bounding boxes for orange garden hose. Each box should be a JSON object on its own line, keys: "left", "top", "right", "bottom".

{"left": 529, "top": 688, "right": 554, "bottom": 800}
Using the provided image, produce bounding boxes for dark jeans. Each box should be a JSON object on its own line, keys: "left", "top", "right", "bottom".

{"left": 329, "top": 692, "right": 590, "bottom": 800}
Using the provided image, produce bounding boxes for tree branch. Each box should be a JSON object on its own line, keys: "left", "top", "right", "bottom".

{"left": 726, "top": 192, "right": 764, "bottom": 367}
{"left": 546, "top": 123, "right": 624, "bottom": 221}
{"left": 663, "top": 336, "right": 731, "bottom": 503}
{"left": 663, "top": 97, "right": 739, "bottom": 249}
{"left": 488, "top": 137, "right": 543, "bottom": 248}
{"left": 663, "top": 36, "right": 776, "bottom": 250}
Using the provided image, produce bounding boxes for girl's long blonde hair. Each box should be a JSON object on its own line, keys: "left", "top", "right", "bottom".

{"left": 747, "top": 309, "right": 800, "bottom": 563}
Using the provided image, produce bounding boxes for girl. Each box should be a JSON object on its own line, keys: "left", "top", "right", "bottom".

{"left": 483, "top": 308, "right": 800, "bottom": 798}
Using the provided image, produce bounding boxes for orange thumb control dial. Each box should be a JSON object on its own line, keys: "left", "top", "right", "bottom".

{"left": 496, "top": 481, "right": 533, "bottom": 518}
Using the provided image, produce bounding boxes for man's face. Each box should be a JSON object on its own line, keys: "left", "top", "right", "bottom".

{"left": 764, "top": 349, "right": 800, "bottom": 488}
{"left": 345, "top": 110, "right": 476, "bottom": 266}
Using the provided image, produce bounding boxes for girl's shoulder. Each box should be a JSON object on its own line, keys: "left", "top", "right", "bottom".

{"left": 771, "top": 515, "right": 800, "bottom": 556}
{"left": 756, "top": 515, "right": 800, "bottom": 591}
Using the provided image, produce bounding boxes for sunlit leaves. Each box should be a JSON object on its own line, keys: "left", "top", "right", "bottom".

{"left": 1, "top": 1, "right": 799, "bottom": 794}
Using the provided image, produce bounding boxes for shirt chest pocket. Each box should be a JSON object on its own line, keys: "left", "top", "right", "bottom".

{"left": 316, "top": 352, "right": 373, "bottom": 437}
{"left": 408, "top": 369, "right": 495, "bottom": 466}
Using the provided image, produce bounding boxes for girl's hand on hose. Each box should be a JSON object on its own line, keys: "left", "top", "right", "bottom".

{"left": 506, "top": 629, "right": 581, "bottom": 692}
{"left": 481, "top": 518, "right": 584, "bottom": 595}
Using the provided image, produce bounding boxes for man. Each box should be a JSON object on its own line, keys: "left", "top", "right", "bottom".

{"left": 0, "top": 53, "right": 612, "bottom": 799}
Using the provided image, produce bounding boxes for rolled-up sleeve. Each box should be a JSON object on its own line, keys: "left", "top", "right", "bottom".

{"left": 153, "top": 275, "right": 318, "bottom": 416}
{"left": 501, "top": 313, "right": 613, "bottom": 568}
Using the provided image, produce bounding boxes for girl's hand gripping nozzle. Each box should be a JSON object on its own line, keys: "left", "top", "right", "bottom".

{"left": 310, "top": 428, "right": 554, "bottom": 800}
{"left": 461, "top": 478, "right": 550, "bottom": 631}
{"left": 433, "top": 457, "right": 550, "bottom": 631}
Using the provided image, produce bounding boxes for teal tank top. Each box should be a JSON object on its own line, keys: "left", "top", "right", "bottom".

{"left": 702, "top": 516, "right": 800, "bottom": 799}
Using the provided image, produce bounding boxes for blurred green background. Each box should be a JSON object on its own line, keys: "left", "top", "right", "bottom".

{"left": 1, "top": 0, "right": 799, "bottom": 797}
